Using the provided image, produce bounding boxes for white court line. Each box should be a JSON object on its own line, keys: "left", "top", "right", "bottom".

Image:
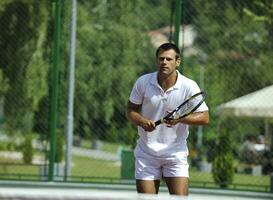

{"left": 0, "top": 186, "right": 272, "bottom": 200}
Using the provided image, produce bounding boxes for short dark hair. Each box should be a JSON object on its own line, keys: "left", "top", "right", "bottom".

{"left": 156, "top": 43, "right": 180, "bottom": 59}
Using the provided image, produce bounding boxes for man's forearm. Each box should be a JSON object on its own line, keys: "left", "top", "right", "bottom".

{"left": 179, "top": 111, "right": 209, "bottom": 125}
{"left": 127, "top": 111, "right": 145, "bottom": 127}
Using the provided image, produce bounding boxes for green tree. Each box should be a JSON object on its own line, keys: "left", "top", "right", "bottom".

{"left": 0, "top": 70, "right": 8, "bottom": 97}
{"left": 212, "top": 128, "right": 234, "bottom": 188}
{"left": 22, "top": 132, "right": 33, "bottom": 164}
{"left": 243, "top": 0, "right": 273, "bottom": 48}
{"left": 72, "top": 0, "right": 169, "bottom": 144}
{"left": 0, "top": 1, "right": 51, "bottom": 137}
{"left": 188, "top": 0, "right": 273, "bottom": 152}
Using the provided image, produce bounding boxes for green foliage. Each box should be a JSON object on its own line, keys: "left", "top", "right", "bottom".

{"left": 0, "top": 69, "right": 8, "bottom": 97}
{"left": 22, "top": 133, "right": 33, "bottom": 164}
{"left": 0, "top": 1, "right": 50, "bottom": 134}
{"left": 33, "top": 96, "right": 50, "bottom": 141}
{"left": 0, "top": 0, "right": 170, "bottom": 149}
{"left": 212, "top": 128, "right": 234, "bottom": 188}
{"left": 193, "top": 0, "right": 271, "bottom": 95}
{"left": 188, "top": 0, "right": 273, "bottom": 155}
{"left": 72, "top": 0, "right": 159, "bottom": 142}
{"left": 243, "top": 0, "right": 273, "bottom": 25}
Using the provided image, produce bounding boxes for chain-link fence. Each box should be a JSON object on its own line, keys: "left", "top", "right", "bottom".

{"left": 0, "top": 0, "right": 272, "bottom": 192}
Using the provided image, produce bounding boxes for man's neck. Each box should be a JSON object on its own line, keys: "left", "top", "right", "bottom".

{"left": 158, "top": 71, "right": 178, "bottom": 91}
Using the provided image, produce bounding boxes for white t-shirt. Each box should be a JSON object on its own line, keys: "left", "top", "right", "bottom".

{"left": 129, "top": 71, "right": 208, "bottom": 158}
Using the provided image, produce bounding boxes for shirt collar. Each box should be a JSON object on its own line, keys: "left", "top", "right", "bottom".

{"left": 150, "top": 70, "right": 183, "bottom": 90}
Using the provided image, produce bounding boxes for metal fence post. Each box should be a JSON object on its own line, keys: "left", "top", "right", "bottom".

{"left": 49, "top": 0, "right": 62, "bottom": 181}
{"left": 174, "top": 0, "right": 182, "bottom": 47}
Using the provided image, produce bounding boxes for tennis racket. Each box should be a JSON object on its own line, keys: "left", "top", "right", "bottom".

{"left": 155, "top": 91, "right": 206, "bottom": 126}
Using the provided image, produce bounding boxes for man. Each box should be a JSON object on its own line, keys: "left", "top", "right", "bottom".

{"left": 126, "top": 43, "right": 209, "bottom": 196}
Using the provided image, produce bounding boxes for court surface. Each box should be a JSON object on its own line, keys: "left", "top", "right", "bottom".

{"left": 0, "top": 181, "right": 272, "bottom": 200}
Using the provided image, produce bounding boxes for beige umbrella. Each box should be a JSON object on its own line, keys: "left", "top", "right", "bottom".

{"left": 216, "top": 85, "right": 273, "bottom": 146}
{"left": 217, "top": 85, "right": 273, "bottom": 118}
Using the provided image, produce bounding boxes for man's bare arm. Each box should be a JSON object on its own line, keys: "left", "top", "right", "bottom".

{"left": 126, "top": 101, "right": 155, "bottom": 132}
{"left": 180, "top": 111, "right": 209, "bottom": 125}
{"left": 164, "top": 111, "right": 209, "bottom": 126}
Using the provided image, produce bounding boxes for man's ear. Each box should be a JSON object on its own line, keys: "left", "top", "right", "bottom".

{"left": 176, "top": 58, "right": 181, "bottom": 68}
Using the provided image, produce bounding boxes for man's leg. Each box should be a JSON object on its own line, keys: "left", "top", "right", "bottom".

{"left": 136, "top": 179, "right": 160, "bottom": 194}
{"left": 165, "top": 177, "right": 189, "bottom": 195}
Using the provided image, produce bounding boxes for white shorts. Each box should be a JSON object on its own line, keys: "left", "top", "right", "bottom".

{"left": 135, "top": 155, "right": 189, "bottom": 180}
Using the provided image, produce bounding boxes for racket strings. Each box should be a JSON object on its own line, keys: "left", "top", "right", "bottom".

{"left": 175, "top": 96, "right": 203, "bottom": 117}
{"left": 155, "top": 92, "right": 205, "bottom": 126}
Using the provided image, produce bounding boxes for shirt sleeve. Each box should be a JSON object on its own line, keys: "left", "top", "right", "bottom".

{"left": 129, "top": 76, "right": 145, "bottom": 105}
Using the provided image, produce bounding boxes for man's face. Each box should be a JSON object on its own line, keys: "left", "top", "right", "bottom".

{"left": 156, "top": 49, "right": 180, "bottom": 76}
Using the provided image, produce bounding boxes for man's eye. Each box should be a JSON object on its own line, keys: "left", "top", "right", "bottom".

{"left": 159, "top": 58, "right": 173, "bottom": 61}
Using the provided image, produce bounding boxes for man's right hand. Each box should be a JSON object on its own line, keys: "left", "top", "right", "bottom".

{"left": 140, "top": 119, "right": 156, "bottom": 132}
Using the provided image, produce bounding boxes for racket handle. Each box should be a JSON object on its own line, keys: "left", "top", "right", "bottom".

{"left": 155, "top": 119, "right": 163, "bottom": 126}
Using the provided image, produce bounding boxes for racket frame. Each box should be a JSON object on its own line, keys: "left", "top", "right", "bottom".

{"left": 155, "top": 91, "right": 206, "bottom": 126}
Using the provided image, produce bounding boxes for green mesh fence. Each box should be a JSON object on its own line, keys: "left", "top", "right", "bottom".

{"left": 0, "top": 0, "right": 272, "bottom": 192}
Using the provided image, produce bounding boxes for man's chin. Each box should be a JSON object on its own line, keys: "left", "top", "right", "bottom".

{"left": 159, "top": 68, "right": 169, "bottom": 74}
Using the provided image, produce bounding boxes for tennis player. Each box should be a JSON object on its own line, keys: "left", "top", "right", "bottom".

{"left": 126, "top": 42, "right": 209, "bottom": 196}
